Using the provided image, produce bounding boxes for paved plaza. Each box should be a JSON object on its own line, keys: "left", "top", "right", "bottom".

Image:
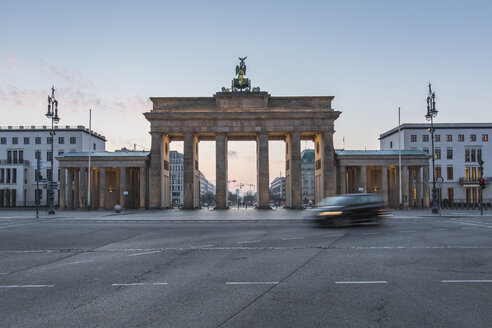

{"left": 0, "top": 208, "right": 491, "bottom": 327}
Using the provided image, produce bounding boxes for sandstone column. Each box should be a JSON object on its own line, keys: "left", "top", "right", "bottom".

{"left": 402, "top": 166, "right": 409, "bottom": 208}
{"left": 79, "top": 168, "right": 86, "bottom": 208}
{"left": 183, "top": 133, "right": 199, "bottom": 209}
{"left": 416, "top": 167, "right": 422, "bottom": 208}
{"left": 256, "top": 133, "right": 270, "bottom": 209}
{"left": 149, "top": 133, "right": 163, "bottom": 209}
{"left": 381, "top": 166, "right": 388, "bottom": 205}
{"left": 314, "top": 132, "right": 336, "bottom": 204}
{"left": 215, "top": 133, "right": 228, "bottom": 209}
{"left": 120, "top": 167, "right": 127, "bottom": 208}
{"left": 339, "top": 165, "right": 346, "bottom": 194}
{"left": 59, "top": 167, "right": 66, "bottom": 209}
{"left": 73, "top": 169, "right": 79, "bottom": 209}
{"left": 99, "top": 168, "right": 106, "bottom": 209}
{"left": 360, "top": 166, "right": 367, "bottom": 193}
{"left": 67, "top": 168, "right": 73, "bottom": 209}
{"left": 139, "top": 165, "right": 147, "bottom": 209}
{"left": 286, "top": 132, "right": 302, "bottom": 209}
{"left": 423, "top": 166, "right": 430, "bottom": 207}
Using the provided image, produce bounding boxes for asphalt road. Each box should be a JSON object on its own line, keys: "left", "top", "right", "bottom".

{"left": 0, "top": 209, "right": 491, "bottom": 328}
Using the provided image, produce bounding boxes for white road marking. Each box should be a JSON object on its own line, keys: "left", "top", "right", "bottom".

{"left": 0, "top": 223, "right": 32, "bottom": 229}
{"left": 398, "top": 230, "right": 416, "bottom": 233}
{"left": 0, "top": 272, "right": 9, "bottom": 276}
{"left": 441, "top": 280, "right": 492, "bottom": 283}
{"left": 226, "top": 282, "right": 279, "bottom": 285}
{"left": 129, "top": 250, "right": 162, "bottom": 257}
{"left": 335, "top": 281, "right": 387, "bottom": 284}
{"left": 324, "top": 234, "right": 344, "bottom": 237}
{"left": 362, "top": 232, "right": 380, "bottom": 235}
{"left": 432, "top": 229, "right": 448, "bottom": 231}
{"left": 0, "top": 285, "right": 54, "bottom": 288}
{"left": 236, "top": 240, "right": 260, "bottom": 244}
{"left": 112, "top": 282, "right": 168, "bottom": 286}
{"left": 56, "top": 259, "right": 95, "bottom": 266}
{"left": 190, "top": 244, "right": 214, "bottom": 248}
{"left": 461, "top": 227, "right": 476, "bottom": 230}
{"left": 282, "top": 237, "right": 304, "bottom": 240}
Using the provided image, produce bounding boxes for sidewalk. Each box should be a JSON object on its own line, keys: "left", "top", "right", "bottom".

{"left": 2, "top": 207, "right": 492, "bottom": 221}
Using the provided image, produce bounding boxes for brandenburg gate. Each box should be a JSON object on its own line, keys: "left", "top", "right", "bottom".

{"left": 144, "top": 58, "right": 340, "bottom": 209}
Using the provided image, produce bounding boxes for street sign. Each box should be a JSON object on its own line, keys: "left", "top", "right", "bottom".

{"left": 436, "top": 176, "right": 444, "bottom": 185}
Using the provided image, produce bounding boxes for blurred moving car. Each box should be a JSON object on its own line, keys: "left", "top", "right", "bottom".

{"left": 309, "top": 193, "right": 390, "bottom": 227}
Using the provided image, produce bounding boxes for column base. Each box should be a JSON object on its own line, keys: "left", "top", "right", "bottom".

{"left": 214, "top": 206, "right": 229, "bottom": 210}
{"left": 256, "top": 206, "right": 272, "bottom": 210}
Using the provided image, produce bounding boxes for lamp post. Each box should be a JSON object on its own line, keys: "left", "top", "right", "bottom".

{"left": 425, "top": 83, "right": 439, "bottom": 214}
{"left": 45, "top": 86, "right": 60, "bottom": 215}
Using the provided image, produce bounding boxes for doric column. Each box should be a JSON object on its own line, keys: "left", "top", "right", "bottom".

{"left": 99, "top": 168, "right": 106, "bottom": 209}
{"left": 73, "top": 169, "right": 79, "bottom": 209}
{"left": 67, "top": 168, "right": 73, "bottom": 209}
{"left": 416, "top": 167, "right": 422, "bottom": 208}
{"left": 59, "top": 167, "right": 66, "bottom": 209}
{"left": 360, "top": 165, "right": 367, "bottom": 193}
{"left": 339, "top": 165, "right": 346, "bottom": 194}
{"left": 402, "top": 166, "right": 409, "bottom": 208}
{"left": 314, "top": 132, "right": 336, "bottom": 204}
{"left": 139, "top": 165, "right": 147, "bottom": 209}
{"left": 423, "top": 166, "right": 430, "bottom": 207}
{"left": 183, "top": 133, "right": 199, "bottom": 209}
{"left": 381, "top": 166, "right": 388, "bottom": 205}
{"left": 120, "top": 167, "right": 127, "bottom": 208}
{"left": 256, "top": 133, "right": 270, "bottom": 209}
{"left": 286, "top": 132, "right": 302, "bottom": 209}
{"left": 215, "top": 133, "right": 228, "bottom": 209}
{"left": 149, "top": 133, "right": 163, "bottom": 209}
{"left": 79, "top": 168, "right": 86, "bottom": 208}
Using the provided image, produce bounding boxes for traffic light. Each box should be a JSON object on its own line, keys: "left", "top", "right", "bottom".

{"left": 479, "top": 178, "right": 487, "bottom": 190}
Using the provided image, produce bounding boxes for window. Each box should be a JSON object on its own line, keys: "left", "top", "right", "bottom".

{"left": 47, "top": 151, "right": 52, "bottom": 162}
{"left": 93, "top": 143, "right": 96, "bottom": 150}
{"left": 7, "top": 150, "right": 12, "bottom": 164}
{"left": 70, "top": 137, "right": 76, "bottom": 144}
{"left": 13, "top": 151, "right": 18, "bottom": 164}
{"left": 35, "top": 150, "right": 41, "bottom": 160}
{"left": 446, "top": 148, "right": 453, "bottom": 159}
{"left": 448, "top": 188, "right": 454, "bottom": 203}
{"left": 447, "top": 167, "right": 453, "bottom": 180}
{"left": 435, "top": 148, "right": 441, "bottom": 160}
{"left": 483, "top": 134, "right": 488, "bottom": 142}
{"left": 446, "top": 135, "right": 452, "bottom": 142}
{"left": 58, "top": 150, "right": 64, "bottom": 156}
{"left": 422, "top": 135, "right": 429, "bottom": 142}
{"left": 471, "top": 149, "right": 476, "bottom": 162}
{"left": 35, "top": 137, "right": 41, "bottom": 144}
{"left": 423, "top": 147, "right": 429, "bottom": 153}
{"left": 58, "top": 137, "right": 64, "bottom": 144}
{"left": 12, "top": 169, "right": 16, "bottom": 183}
{"left": 435, "top": 167, "right": 441, "bottom": 178}
{"left": 458, "top": 134, "right": 464, "bottom": 142}
{"left": 19, "top": 151, "right": 23, "bottom": 163}
{"left": 47, "top": 169, "right": 52, "bottom": 181}
{"left": 12, "top": 137, "right": 18, "bottom": 144}
{"left": 6, "top": 169, "right": 10, "bottom": 183}
{"left": 465, "top": 149, "right": 470, "bottom": 162}
{"left": 0, "top": 137, "right": 6, "bottom": 144}
{"left": 0, "top": 169, "right": 4, "bottom": 183}
{"left": 435, "top": 135, "right": 441, "bottom": 142}
{"left": 470, "top": 134, "right": 476, "bottom": 142}
{"left": 411, "top": 135, "right": 417, "bottom": 142}
{"left": 24, "top": 137, "right": 30, "bottom": 144}
{"left": 47, "top": 137, "right": 53, "bottom": 144}
{"left": 478, "top": 149, "right": 482, "bottom": 161}
{"left": 389, "top": 141, "right": 393, "bottom": 148}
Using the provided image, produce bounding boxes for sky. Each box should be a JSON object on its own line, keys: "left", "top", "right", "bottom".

{"left": 1, "top": 0, "right": 491, "bottom": 190}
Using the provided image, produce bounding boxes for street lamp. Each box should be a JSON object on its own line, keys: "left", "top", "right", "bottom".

{"left": 425, "top": 83, "right": 439, "bottom": 214}
{"left": 45, "top": 86, "right": 60, "bottom": 214}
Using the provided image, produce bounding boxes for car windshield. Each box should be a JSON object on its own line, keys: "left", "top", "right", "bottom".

{"left": 317, "top": 196, "right": 354, "bottom": 206}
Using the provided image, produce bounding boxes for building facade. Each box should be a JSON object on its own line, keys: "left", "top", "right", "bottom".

{"left": 170, "top": 150, "right": 184, "bottom": 206}
{"left": 301, "top": 149, "right": 315, "bottom": 204}
{"left": 270, "top": 177, "right": 286, "bottom": 202}
{"left": 380, "top": 123, "right": 492, "bottom": 205}
{"left": 0, "top": 125, "right": 105, "bottom": 207}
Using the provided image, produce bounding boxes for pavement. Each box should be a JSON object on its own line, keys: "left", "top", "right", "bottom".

{"left": 0, "top": 208, "right": 491, "bottom": 327}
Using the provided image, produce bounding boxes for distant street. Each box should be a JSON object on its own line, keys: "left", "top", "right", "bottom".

{"left": 0, "top": 209, "right": 491, "bottom": 328}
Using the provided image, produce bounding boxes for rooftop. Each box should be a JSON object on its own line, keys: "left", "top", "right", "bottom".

{"left": 335, "top": 149, "right": 430, "bottom": 157}
{"left": 379, "top": 123, "right": 492, "bottom": 139}
{"left": 58, "top": 151, "right": 150, "bottom": 158}
{"left": 0, "top": 125, "right": 106, "bottom": 141}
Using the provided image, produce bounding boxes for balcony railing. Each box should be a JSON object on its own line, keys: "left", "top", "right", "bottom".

{"left": 0, "top": 159, "right": 30, "bottom": 166}
{"left": 459, "top": 177, "right": 492, "bottom": 185}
